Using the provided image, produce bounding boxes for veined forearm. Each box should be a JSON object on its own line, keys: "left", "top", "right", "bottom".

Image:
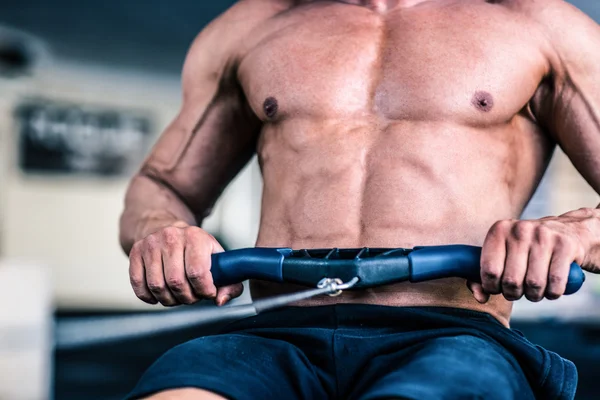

{"left": 119, "top": 173, "right": 197, "bottom": 254}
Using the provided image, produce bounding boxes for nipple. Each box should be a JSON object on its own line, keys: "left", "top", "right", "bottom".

{"left": 263, "top": 97, "right": 279, "bottom": 119}
{"left": 472, "top": 91, "right": 494, "bottom": 112}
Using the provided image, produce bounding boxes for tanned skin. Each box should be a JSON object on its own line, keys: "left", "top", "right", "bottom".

{"left": 121, "top": 0, "right": 600, "bottom": 352}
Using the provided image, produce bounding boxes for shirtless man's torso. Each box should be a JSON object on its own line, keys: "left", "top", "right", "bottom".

{"left": 120, "top": 1, "right": 600, "bottom": 398}
{"left": 121, "top": 0, "right": 600, "bottom": 326}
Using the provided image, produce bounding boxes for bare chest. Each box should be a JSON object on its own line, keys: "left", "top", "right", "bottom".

{"left": 238, "top": 0, "right": 549, "bottom": 125}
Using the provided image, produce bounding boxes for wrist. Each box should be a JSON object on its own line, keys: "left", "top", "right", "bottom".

{"left": 135, "top": 211, "right": 191, "bottom": 241}
{"left": 565, "top": 208, "right": 600, "bottom": 263}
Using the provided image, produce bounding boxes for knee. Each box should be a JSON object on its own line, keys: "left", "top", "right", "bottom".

{"left": 142, "top": 388, "right": 228, "bottom": 400}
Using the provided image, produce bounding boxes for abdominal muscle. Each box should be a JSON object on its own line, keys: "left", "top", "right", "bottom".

{"left": 246, "top": 119, "right": 548, "bottom": 327}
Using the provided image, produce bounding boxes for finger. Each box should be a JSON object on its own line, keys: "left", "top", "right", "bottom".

{"left": 161, "top": 228, "right": 198, "bottom": 305}
{"left": 129, "top": 243, "right": 157, "bottom": 304}
{"left": 184, "top": 229, "right": 217, "bottom": 298}
{"left": 466, "top": 281, "right": 490, "bottom": 304}
{"left": 501, "top": 233, "right": 530, "bottom": 301}
{"left": 143, "top": 235, "right": 178, "bottom": 306}
{"left": 524, "top": 236, "right": 552, "bottom": 302}
{"left": 216, "top": 283, "right": 244, "bottom": 306}
{"left": 545, "top": 242, "right": 572, "bottom": 300}
{"left": 209, "top": 234, "right": 226, "bottom": 254}
{"left": 481, "top": 220, "right": 510, "bottom": 295}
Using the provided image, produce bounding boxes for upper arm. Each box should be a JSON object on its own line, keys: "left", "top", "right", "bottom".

{"left": 528, "top": 0, "right": 600, "bottom": 193}
{"left": 138, "top": 0, "right": 287, "bottom": 221}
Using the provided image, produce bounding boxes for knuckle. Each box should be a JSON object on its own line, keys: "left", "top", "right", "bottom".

{"left": 135, "top": 293, "right": 151, "bottom": 303}
{"left": 166, "top": 277, "right": 185, "bottom": 291}
{"left": 187, "top": 268, "right": 209, "bottom": 282}
{"left": 184, "top": 226, "right": 203, "bottom": 240}
{"left": 133, "top": 290, "right": 152, "bottom": 302}
{"left": 145, "top": 234, "right": 159, "bottom": 251}
{"left": 525, "top": 279, "right": 544, "bottom": 291}
{"left": 161, "top": 227, "right": 182, "bottom": 247}
{"left": 495, "top": 219, "right": 513, "bottom": 230}
{"left": 512, "top": 221, "right": 533, "bottom": 240}
{"left": 130, "top": 241, "right": 143, "bottom": 256}
{"left": 189, "top": 277, "right": 215, "bottom": 296}
{"left": 480, "top": 260, "right": 494, "bottom": 273}
{"left": 147, "top": 281, "right": 165, "bottom": 293}
{"left": 481, "top": 273, "right": 501, "bottom": 294}
{"left": 534, "top": 225, "right": 553, "bottom": 245}
{"left": 548, "top": 273, "right": 565, "bottom": 286}
{"left": 490, "top": 220, "right": 512, "bottom": 235}
{"left": 502, "top": 277, "right": 521, "bottom": 291}
{"left": 483, "top": 270, "right": 500, "bottom": 282}
{"left": 129, "top": 276, "right": 144, "bottom": 289}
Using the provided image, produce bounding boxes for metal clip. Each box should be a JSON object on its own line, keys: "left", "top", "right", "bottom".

{"left": 317, "top": 276, "right": 360, "bottom": 297}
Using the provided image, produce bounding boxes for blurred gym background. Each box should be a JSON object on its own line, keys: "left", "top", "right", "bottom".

{"left": 0, "top": 1, "right": 599, "bottom": 399}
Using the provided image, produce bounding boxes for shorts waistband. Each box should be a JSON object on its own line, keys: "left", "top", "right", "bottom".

{"left": 221, "top": 304, "right": 504, "bottom": 332}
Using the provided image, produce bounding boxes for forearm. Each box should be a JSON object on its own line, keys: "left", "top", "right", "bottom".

{"left": 119, "top": 173, "right": 197, "bottom": 254}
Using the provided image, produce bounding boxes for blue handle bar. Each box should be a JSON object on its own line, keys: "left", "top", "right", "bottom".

{"left": 407, "top": 245, "right": 585, "bottom": 295}
{"left": 210, "top": 245, "right": 585, "bottom": 295}
{"left": 210, "top": 248, "right": 290, "bottom": 286}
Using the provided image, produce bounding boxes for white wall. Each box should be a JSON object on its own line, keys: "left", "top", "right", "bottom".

{"left": 2, "top": 3, "right": 599, "bottom": 312}
{"left": 0, "top": 61, "right": 261, "bottom": 310}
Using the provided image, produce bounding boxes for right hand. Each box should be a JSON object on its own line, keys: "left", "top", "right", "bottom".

{"left": 128, "top": 223, "right": 243, "bottom": 307}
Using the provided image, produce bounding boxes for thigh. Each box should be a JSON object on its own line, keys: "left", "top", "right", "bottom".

{"left": 126, "top": 333, "right": 327, "bottom": 400}
{"left": 357, "top": 335, "right": 535, "bottom": 400}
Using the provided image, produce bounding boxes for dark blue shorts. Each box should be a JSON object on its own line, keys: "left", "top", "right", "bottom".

{"left": 126, "top": 305, "right": 577, "bottom": 400}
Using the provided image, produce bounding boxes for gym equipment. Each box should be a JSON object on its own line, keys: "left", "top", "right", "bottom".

{"left": 55, "top": 245, "right": 584, "bottom": 350}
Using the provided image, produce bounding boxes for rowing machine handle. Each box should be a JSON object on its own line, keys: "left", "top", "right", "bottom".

{"left": 408, "top": 245, "right": 585, "bottom": 295}
{"left": 210, "top": 248, "right": 290, "bottom": 287}
{"left": 210, "top": 245, "right": 585, "bottom": 295}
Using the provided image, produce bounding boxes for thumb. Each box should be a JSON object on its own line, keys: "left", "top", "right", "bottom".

{"left": 215, "top": 283, "right": 244, "bottom": 306}
{"left": 467, "top": 281, "right": 490, "bottom": 304}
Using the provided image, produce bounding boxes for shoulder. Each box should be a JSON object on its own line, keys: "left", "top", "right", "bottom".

{"left": 500, "top": 0, "right": 573, "bottom": 12}
{"left": 182, "top": 0, "right": 293, "bottom": 87}
{"left": 503, "top": 0, "right": 596, "bottom": 30}
{"left": 197, "top": 0, "right": 292, "bottom": 42}
{"left": 501, "top": 0, "right": 600, "bottom": 75}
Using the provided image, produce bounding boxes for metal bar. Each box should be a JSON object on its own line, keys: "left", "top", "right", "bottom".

{"left": 55, "top": 277, "right": 359, "bottom": 350}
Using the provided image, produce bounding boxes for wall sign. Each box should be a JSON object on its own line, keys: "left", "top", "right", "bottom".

{"left": 15, "top": 99, "right": 153, "bottom": 176}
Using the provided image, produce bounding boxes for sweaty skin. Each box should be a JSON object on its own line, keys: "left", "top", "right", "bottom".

{"left": 120, "top": 0, "right": 600, "bottom": 328}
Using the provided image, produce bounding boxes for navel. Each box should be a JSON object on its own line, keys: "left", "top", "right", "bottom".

{"left": 263, "top": 97, "right": 279, "bottom": 119}
{"left": 471, "top": 91, "right": 494, "bottom": 112}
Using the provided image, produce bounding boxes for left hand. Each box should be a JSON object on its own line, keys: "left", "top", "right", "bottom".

{"left": 468, "top": 208, "right": 600, "bottom": 303}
